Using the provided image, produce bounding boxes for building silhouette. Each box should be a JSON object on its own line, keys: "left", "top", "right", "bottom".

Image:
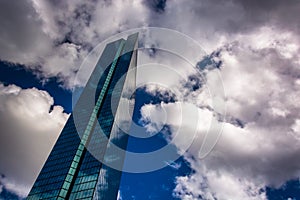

{"left": 27, "top": 33, "right": 138, "bottom": 200}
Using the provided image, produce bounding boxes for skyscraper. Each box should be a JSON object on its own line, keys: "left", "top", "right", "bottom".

{"left": 27, "top": 33, "right": 138, "bottom": 200}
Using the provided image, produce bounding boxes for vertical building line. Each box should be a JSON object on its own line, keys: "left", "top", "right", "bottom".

{"left": 57, "top": 40, "right": 125, "bottom": 199}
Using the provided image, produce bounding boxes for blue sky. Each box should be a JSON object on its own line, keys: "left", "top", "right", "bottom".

{"left": 0, "top": 60, "right": 300, "bottom": 199}
{"left": 1, "top": 0, "right": 300, "bottom": 200}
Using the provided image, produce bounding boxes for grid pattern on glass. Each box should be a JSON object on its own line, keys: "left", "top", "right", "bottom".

{"left": 27, "top": 115, "right": 81, "bottom": 199}
{"left": 26, "top": 33, "right": 138, "bottom": 200}
{"left": 57, "top": 40, "right": 126, "bottom": 199}
{"left": 93, "top": 33, "right": 138, "bottom": 200}
{"left": 27, "top": 39, "right": 124, "bottom": 200}
{"left": 70, "top": 34, "right": 138, "bottom": 200}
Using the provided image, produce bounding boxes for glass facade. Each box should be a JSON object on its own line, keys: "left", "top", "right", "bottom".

{"left": 27, "top": 33, "right": 138, "bottom": 200}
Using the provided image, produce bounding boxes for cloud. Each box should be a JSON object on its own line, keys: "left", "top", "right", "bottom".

{"left": 0, "top": 0, "right": 90, "bottom": 88}
{"left": 174, "top": 168, "right": 267, "bottom": 200}
{"left": 1, "top": 0, "right": 299, "bottom": 89}
{"left": 1, "top": 0, "right": 300, "bottom": 199}
{"left": 148, "top": 0, "right": 300, "bottom": 50}
{"left": 139, "top": 25, "right": 300, "bottom": 199}
{"left": 0, "top": 174, "right": 27, "bottom": 199}
{"left": 0, "top": 0, "right": 150, "bottom": 89}
{"left": 0, "top": 0, "right": 52, "bottom": 64}
{"left": 0, "top": 84, "right": 68, "bottom": 197}
{"left": 117, "top": 190, "right": 123, "bottom": 200}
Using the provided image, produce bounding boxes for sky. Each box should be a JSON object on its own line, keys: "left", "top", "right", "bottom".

{"left": 0, "top": 0, "right": 300, "bottom": 199}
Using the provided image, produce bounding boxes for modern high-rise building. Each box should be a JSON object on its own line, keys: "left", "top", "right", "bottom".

{"left": 27, "top": 33, "right": 138, "bottom": 200}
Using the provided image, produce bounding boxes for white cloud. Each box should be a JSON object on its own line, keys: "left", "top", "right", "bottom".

{"left": 0, "top": 0, "right": 151, "bottom": 89}
{"left": 0, "top": 175, "right": 28, "bottom": 199}
{"left": 291, "top": 119, "right": 300, "bottom": 140}
{"left": 0, "top": 84, "right": 68, "bottom": 197}
{"left": 174, "top": 168, "right": 267, "bottom": 200}
{"left": 0, "top": 0, "right": 52, "bottom": 65}
{"left": 139, "top": 25, "right": 300, "bottom": 199}
{"left": 1, "top": 0, "right": 300, "bottom": 199}
{"left": 117, "top": 190, "right": 123, "bottom": 200}
{"left": 1, "top": 0, "right": 300, "bottom": 90}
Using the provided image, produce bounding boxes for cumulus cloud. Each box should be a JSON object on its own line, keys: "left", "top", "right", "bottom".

{"left": 0, "top": 84, "right": 68, "bottom": 197}
{"left": 148, "top": 0, "right": 300, "bottom": 51}
{"left": 174, "top": 169, "right": 267, "bottom": 200}
{"left": 0, "top": 174, "right": 27, "bottom": 199}
{"left": 139, "top": 24, "right": 300, "bottom": 199}
{"left": 1, "top": 0, "right": 300, "bottom": 199}
{"left": 1, "top": 0, "right": 299, "bottom": 88}
{"left": 0, "top": 0, "right": 150, "bottom": 89}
